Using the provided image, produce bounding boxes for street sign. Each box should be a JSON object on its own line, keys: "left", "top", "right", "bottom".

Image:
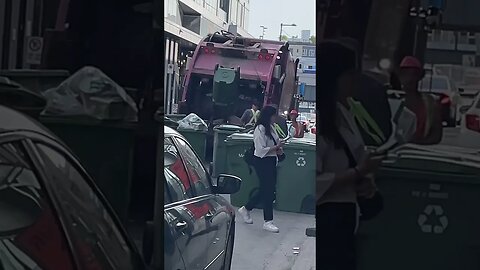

{"left": 25, "top": 36, "right": 43, "bottom": 65}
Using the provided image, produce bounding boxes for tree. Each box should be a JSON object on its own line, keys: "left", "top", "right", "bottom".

{"left": 309, "top": 35, "right": 316, "bottom": 44}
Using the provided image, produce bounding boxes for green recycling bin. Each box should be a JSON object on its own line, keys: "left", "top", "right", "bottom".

{"left": 213, "top": 125, "right": 244, "bottom": 177}
{"left": 39, "top": 116, "right": 136, "bottom": 222}
{"left": 357, "top": 152, "right": 480, "bottom": 270}
{"left": 275, "top": 137, "right": 316, "bottom": 214}
{"left": 225, "top": 133, "right": 262, "bottom": 208}
{"left": 0, "top": 69, "right": 70, "bottom": 94}
{"left": 177, "top": 127, "right": 207, "bottom": 162}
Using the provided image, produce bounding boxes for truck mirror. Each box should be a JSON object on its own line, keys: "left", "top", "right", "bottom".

{"left": 273, "top": 65, "right": 282, "bottom": 79}
{"left": 185, "top": 57, "right": 192, "bottom": 71}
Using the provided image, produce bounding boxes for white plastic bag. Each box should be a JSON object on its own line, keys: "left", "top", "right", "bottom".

{"left": 177, "top": 113, "right": 208, "bottom": 131}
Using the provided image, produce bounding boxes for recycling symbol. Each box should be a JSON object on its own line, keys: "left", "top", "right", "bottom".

{"left": 417, "top": 205, "right": 448, "bottom": 234}
{"left": 295, "top": 157, "right": 306, "bottom": 167}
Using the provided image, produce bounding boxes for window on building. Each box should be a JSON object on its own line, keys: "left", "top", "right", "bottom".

{"left": 302, "top": 48, "right": 308, "bottom": 56}
{"left": 309, "top": 50, "right": 315, "bottom": 57}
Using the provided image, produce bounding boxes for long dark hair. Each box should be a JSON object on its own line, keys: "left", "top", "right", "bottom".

{"left": 317, "top": 41, "right": 357, "bottom": 148}
{"left": 255, "top": 105, "right": 277, "bottom": 139}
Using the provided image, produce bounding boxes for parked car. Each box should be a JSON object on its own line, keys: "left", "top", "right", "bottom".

{"left": 457, "top": 92, "right": 480, "bottom": 148}
{"left": 0, "top": 105, "right": 240, "bottom": 270}
{"left": 162, "top": 126, "right": 240, "bottom": 270}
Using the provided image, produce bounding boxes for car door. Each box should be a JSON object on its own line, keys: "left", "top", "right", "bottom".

{"left": 30, "top": 140, "right": 144, "bottom": 270}
{"left": 173, "top": 137, "right": 231, "bottom": 270}
{"left": 164, "top": 137, "right": 209, "bottom": 270}
{"left": 0, "top": 139, "right": 76, "bottom": 270}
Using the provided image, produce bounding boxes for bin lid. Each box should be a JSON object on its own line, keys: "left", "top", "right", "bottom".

{"left": 283, "top": 137, "right": 316, "bottom": 150}
{"left": 382, "top": 144, "right": 480, "bottom": 176}
{"left": 0, "top": 69, "right": 70, "bottom": 77}
{"left": 225, "top": 132, "right": 254, "bottom": 144}
{"left": 214, "top": 124, "right": 245, "bottom": 133}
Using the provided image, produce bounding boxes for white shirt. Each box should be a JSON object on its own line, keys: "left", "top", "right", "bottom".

{"left": 317, "top": 103, "right": 367, "bottom": 204}
{"left": 253, "top": 124, "right": 280, "bottom": 158}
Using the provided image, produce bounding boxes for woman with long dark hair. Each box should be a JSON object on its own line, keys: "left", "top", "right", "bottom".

{"left": 238, "top": 105, "right": 283, "bottom": 233}
{"left": 316, "top": 41, "right": 384, "bottom": 269}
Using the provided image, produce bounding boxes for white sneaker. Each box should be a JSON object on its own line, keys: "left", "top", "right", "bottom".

{"left": 238, "top": 206, "right": 253, "bottom": 224}
{"left": 263, "top": 221, "right": 279, "bottom": 233}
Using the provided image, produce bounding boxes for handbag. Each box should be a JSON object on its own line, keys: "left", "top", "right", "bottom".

{"left": 342, "top": 138, "right": 384, "bottom": 221}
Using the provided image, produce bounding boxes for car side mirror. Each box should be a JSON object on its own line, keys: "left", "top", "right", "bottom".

{"left": 214, "top": 174, "right": 241, "bottom": 194}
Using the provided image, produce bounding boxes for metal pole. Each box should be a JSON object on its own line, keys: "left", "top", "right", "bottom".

{"left": 279, "top": 23, "right": 283, "bottom": 41}
{"left": 413, "top": 20, "right": 419, "bottom": 56}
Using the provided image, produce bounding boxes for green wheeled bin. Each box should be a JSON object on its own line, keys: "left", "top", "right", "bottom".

{"left": 177, "top": 127, "right": 207, "bottom": 162}
{"left": 0, "top": 69, "right": 70, "bottom": 94}
{"left": 212, "top": 125, "right": 244, "bottom": 177}
{"left": 225, "top": 133, "right": 262, "bottom": 208}
{"left": 39, "top": 116, "right": 136, "bottom": 222}
{"left": 275, "top": 137, "right": 316, "bottom": 214}
{"left": 357, "top": 147, "right": 480, "bottom": 270}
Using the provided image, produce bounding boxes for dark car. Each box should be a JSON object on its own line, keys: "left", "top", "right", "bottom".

{"left": 162, "top": 126, "right": 240, "bottom": 270}
{"left": 0, "top": 105, "right": 240, "bottom": 270}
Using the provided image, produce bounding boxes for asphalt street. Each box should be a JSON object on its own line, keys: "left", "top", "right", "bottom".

{"left": 231, "top": 207, "right": 316, "bottom": 270}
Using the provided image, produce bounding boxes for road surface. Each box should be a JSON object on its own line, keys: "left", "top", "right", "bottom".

{"left": 231, "top": 208, "right": 315, "bottom": 270}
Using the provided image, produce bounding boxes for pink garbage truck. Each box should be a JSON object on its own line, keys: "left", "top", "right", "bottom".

{"left": 179, "top": 31, "right": 299, "bottom": 121}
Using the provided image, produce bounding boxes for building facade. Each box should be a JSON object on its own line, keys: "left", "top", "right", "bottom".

{"left": 425, "top": 29, "right": 480, "bottom": 66}
{"left": 164, "top": 0, "right": 252, "bottom": 113}
{"left": 289, "top": 39, "right": 316, "bottom": 104}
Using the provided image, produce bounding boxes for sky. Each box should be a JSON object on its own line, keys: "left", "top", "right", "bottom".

{"left": 248, "top": 0, "right": 316, "bottom": 41}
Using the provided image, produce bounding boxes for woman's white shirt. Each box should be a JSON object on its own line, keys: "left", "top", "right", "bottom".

{"left": 317, "top": 103, "right": 367, "bottom": 204}
{"left": 253, "top": 124, "right": 280, "bottom": 158}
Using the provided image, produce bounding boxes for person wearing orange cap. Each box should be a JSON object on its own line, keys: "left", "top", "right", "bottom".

{"left": 288, "top": 110, "right": 305, "bottom": 138}
{"left": 398, "top": 56, "right": 443, "bottom": 144}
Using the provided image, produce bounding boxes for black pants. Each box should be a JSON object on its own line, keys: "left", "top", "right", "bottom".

{"left": 245, "top": 156, "right": 277, "bottom": 221}
{"left": 317, "top": 202, "right": 357, "bottom": 270}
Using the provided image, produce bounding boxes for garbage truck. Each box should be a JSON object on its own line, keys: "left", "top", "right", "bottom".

{"left": 179, "top": 30, "right": 300, "bottom": 121}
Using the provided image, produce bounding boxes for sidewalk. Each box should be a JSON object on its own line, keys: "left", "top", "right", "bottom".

{"left": 231, "top": 207, "right": 316, "bottom": 270}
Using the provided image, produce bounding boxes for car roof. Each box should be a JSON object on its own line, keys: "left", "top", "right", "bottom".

{"left": 0, "top": 105, "right": 56, "bottom": 137}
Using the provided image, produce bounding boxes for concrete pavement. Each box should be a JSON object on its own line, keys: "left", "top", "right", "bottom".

{"left": 231, "top": 208, "right": 315, "bottom": 270}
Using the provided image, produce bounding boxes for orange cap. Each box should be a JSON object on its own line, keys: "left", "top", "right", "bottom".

{"left": 400, "top": 56, "right": 422, "bottom": 69}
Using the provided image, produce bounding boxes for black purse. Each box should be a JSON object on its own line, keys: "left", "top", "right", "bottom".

{"left": 342, "top": 140, "right": 384, "bottom": 221}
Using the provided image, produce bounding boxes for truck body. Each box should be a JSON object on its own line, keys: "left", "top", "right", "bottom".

{"left": 179, "top": 32, "right": 299, "bottom": 120}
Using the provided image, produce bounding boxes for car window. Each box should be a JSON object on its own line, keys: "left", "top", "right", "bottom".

{"left": 164, "top": 138, "right": 193, "bottom": 203}
{"left": 174, "top": 138, "right": 212, "bottom": 196}
{"left": 35, "top": 143, "right": 140, "bottom": 270}
{"left": 421, "top": 77, "right": 449, "bottom": 91}
{"left": 0, "top": 141, "right": 75, "bottom": 270}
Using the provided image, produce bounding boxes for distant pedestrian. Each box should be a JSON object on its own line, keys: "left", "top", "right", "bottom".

{"left": 240, "top": 101, "right": 260, "bottom": 127}
{"left": 238, "top": 105, "right": 283, "bottom": 233}
{"left": 398, "top": 56, "right": 442, "bottom": 144}
{"left": 288, "top": 110, "right": 305, "bottom": 138}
